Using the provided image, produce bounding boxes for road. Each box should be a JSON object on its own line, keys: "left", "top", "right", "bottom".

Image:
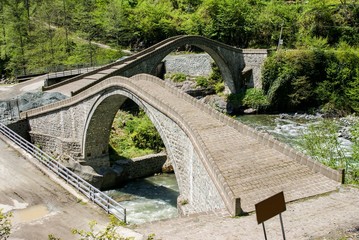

{"left": 0, "top": 137, "right": 142, "bottom": 239}
{"left": 0, "top": 75, "right": 46, "bottom": 100}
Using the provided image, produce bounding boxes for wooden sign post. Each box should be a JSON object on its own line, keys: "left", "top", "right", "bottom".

{"left": 255, "top": 191, "right": 286, "bottom": 240}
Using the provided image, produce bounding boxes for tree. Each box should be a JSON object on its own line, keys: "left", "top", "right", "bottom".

{"left": 297, "top": 0, "right": 339, "bottom": 46}
{"left": 254, "top": 1, "right": 299, "bottom": 48}
{"left": 5, "top": 0, "right": 29, "bottom": 75}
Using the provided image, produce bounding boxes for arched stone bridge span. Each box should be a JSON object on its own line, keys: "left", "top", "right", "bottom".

{"left": 44, "top": 35, "right": 267, "bottom": 96}
{"left": 22, "top": 74, "right": 341, "bottom": 216}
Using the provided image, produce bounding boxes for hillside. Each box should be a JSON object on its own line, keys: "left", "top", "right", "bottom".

{"left": 0, "top": 0, "right": 358, "bottom": 78}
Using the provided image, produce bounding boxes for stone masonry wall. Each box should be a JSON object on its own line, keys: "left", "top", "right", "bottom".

{"left": 164, "top": 51, "right": 268, "bottom": 89}
{"left": 144, "top": 102, "right": 225, "bottom": 214}
{"left": 27, "top": 96, "right": 97, "bottom": 159}
{"left": 115, "top": 153, "right": 168, "bottom": 180}
{"left": 164, "top": 54, "right": 213, "bottom": 77}
{"left": 242, "top": 49, "right": 268, "bottom": 88}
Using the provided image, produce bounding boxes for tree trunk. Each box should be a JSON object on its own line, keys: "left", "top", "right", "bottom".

{"left": 62, "top": 0, "right": 70, "bottom": 52}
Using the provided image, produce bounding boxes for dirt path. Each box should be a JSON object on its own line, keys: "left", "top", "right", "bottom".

{"left": 0, "top": 75, "right": 46, "bottom": 100}
{"left": 0, "top": 137, "right": 142, "bottom": 240}
{"left": 135, "top": 186, "right": 359, "bottom": 240}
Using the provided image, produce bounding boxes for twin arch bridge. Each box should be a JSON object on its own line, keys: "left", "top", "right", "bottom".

{"left": 20, "top": 35, "right": 341, "bottom": 216}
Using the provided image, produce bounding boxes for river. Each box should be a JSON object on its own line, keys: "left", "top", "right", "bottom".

{"left": 104, "top": 173, "right": 179, "bottom": 224}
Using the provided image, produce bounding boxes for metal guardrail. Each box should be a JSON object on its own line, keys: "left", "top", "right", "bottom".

{"left": 46, "top": 66, "right": 102, "bottom": 80}
{"left": 0, "top": 123, "right": 126, "bottom": 222}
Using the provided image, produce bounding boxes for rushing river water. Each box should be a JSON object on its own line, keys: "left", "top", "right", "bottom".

{"left": 104, "top": 173, "right": 179, "bottom": 224}
{"left": 105, "top": 114, "right": 356, "bottom": 224}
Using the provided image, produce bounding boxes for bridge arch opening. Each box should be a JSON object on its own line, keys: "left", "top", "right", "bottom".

{"left": 82, "top": 88, "right": 182, "bottom": 222}
{"left": 82, "top": 90, "right": 173, "bottom": 178}
{"left": 150, "top": 43, "right": 237, "bottom": 94}
{"left": 159, "top": 48, "right": 223, "bottom": 95}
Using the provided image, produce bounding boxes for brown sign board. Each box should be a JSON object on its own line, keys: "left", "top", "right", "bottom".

{"left": 255, "top": 191, "right": 286, "bottom": 224}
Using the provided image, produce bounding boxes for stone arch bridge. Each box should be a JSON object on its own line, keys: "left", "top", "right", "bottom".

{"left": 22, "top": 72, "right": 341, "bottom": 216}
{"left": 44, "top": 35, "right": 267, "bottom": 96}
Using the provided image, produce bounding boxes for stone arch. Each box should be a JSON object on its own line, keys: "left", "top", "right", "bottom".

{"left": 119, "top": 36, "right": 245, "bottom": 94}
{"left": 81, "top": 85, "right": 225, "bottom": 213}
{"left": 82, "top": 87, "right": 184, "bottom": 188}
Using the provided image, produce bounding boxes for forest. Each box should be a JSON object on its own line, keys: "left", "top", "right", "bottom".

{"left": 0, "top": 0, "right": 359, "bottom": 114}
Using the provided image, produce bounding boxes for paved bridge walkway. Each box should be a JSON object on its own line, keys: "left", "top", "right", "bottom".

{"left": 123, "top": 75, "right": 340, "bottom": 212}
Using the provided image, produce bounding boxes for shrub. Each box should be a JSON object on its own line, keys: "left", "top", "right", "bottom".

{"left": 169, "top": 73, "right": 187, "bottom": 82}
{"left": 110, "top": 110, "right": 164, "bottom": 159}
{"left": 214, "top": 81, "right": 225, "bottom": 94}
{"left": 195, "top": 76, "right": 208, "bottom": 88}
{"left": 0, "top": 209, "right": 12, "bottom": 240}
{"left": 242, "top": 88, "right": 269, "bottom": 109}
{"left": 261, "top": 49, "right": 359, "bottom": 114}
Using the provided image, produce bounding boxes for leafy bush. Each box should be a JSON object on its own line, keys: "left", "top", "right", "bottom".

{"left": 214, "top": 81, "right": 225, "bottom": 94}
{"left": 168, "top": 73, "right": 187, "bottom": 82}
{"left": 109, "top": 110, "right": 164, "bottom": 159}
{"left": 208, "top": 62, "right": 223, "bottom": 83}
{"left": 227, "top": 88, "right": 268, "bottom": 110}
{"left": 49, "top": 215, "right": 131, "bottom": 240}
{"left": 242, "top": 88, "right": 269, "bottom": 109}
{"left": 261, "top": 48, "right": 359, "bottom": 114}
{"left": 195, "top": 76, "right": 208, "bottom": 88}
{"left": 0, "top": 209, "right": 12, "bottom": 240}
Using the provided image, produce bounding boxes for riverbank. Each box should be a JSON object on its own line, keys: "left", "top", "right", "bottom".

{"left": 135, "top": 186, "right": 359, "bottom": 240}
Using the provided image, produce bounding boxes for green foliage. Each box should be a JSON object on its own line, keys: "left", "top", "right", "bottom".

{"left": 300, "top": 120, "right": 346, "bottom": 167}
{"left": 195, "top": 76, "right": 208, "bottom": 88}
{"left": 242, "top": 88, "right": 269, "bottom": 109}
{"left": 299, "top": 119, "right": 359, "bottom": 184}
{"left": 146, "top": 233, "right": 156, "bottom": 240}
{"left": 110, "top": 110, "right": 164, "bottom": 159}
{"left": 1, "top": 0, "right": 359, "bottom": 79}
{"left": 49, "top": 216, "right": 132, "bottom": 240}
{"left": 214, "top": 81, "right": 225, "bottom": 94}
{"left": 167, "top": 73, "right": 187, "bottom": 82}
{"left": 262, "top": 48, "right": 359, "bottom": 114}
{"left": 208, "top": 62, "right": 222, "bottom": 83}
{"left": 228, "top": 88, "right": 268, "bottom": 110}
{"left": 349, "top": 121, "right": 359, "bottom": 184}
{"left": 0, "top": 209, "right": 12, "bottom": 240}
